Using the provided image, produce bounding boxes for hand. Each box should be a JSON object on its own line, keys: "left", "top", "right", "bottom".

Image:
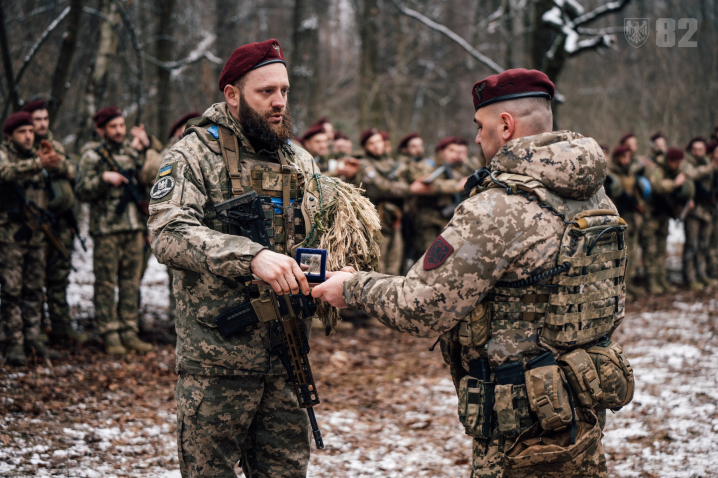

{"left": 38, "top": 140, "right": 62, "bottom": 169}
{"left": 457, "top": 176, "right": 469, "bottom": 191}
{"left": 337, "top": 158, "right": 359, "bottom": 178}
{"left": 250, "top": 249, "right": 310, "bottom": 296}
{"left": 674, "top": 173, "right": 686, "bottom": 187}
{"left": 312, "top": 270, "right": 353, "bottom": 308}
{"left": 130, "top": 124, "right": 151, "bottom": 151}
{"left": 410, "top": 180, "right": 433, "bottom": 194}
{"left": 102, "top": 171, "right": 129, "bottom": 187}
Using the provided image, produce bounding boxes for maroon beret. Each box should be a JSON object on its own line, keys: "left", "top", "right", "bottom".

{"left": 398, "top": 132, "right": 420, "bottom": 150}
{"left": 22, "top": 99, "right": 48, "bottom": 114}
{"left": 599, "top": 143, "right": 609, "bottom": 153}
{"left": 686, "top": 136, "right": 707, "bottom": 151}
{"left": 300, "top": 124, "right": 327, "bottom": 143}
{"left": 93, "top": 106, "right": 123, "bottom": 128}
{"left": 650, "top": 131, "right": 665, "bottom": 142}
{"left": 435, "top": 136, "right": 466, "bottom": 153}
{"left": 472, "top": 68, "right": 554, "bottom": 111}
{"left": 311, "top": 117, "right": 330, "bottom": 127}
{"left": 618, "top": 132, "right": 636, "bottom": 144}
{"left": 218, "top": 39, "right": 286, "bottom": 92}
{"left": 333, "top": 130, "right": 349, "bottom": 141}
{"left": 360, "top": 128, "right": 381, "bottom": 146}
{"left": 666, "top": 147, "right": 684, "bottom": 161}
{"left": 169, "top": 111, "right": 201, "bottom": 139}
{"left": 379, "top": 130, "right": 390, "bottom": 141}
{"left": 612, "top": 145, "right": 632, "bottom": 159}
{"left": 707, "top": 141, "right": 718, "bottom": 155}
{"left": 3, "top": 112, "right": 34, "bottom": 135}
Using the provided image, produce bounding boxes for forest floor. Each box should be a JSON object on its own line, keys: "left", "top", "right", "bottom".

{"left": 1, "top": 222, "right": 717, "bottom": 478}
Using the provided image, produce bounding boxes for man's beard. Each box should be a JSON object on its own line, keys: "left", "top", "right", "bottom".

{"left": 238, "top": 95, "right": 293, "bottom": 152}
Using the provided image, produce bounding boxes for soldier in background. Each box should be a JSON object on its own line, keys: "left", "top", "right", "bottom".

{"left": 397, "top": 132, "right": 428, "bottom": 165}
{"left": 311, "top": 116, "right": 334, "bottom": 142}
{"left": 606, "top": 144, "right": 646, "bottom": 300}
{"left": 648, "top": 131, "right": 667, "bottom": 163}
{"left": 1, "top": 112, "right": 64, "bottom": 365}
{"left": 380, "top": 130, "right": 392, "bottom": 156}
{"left": 75, "top": 107, "right": 153, "bottom": 355}
{"left": 331, "top": 131, "right": 352, "bottom": 157}
{"left": 707, "top": 141, "right": 718, "bottom": 279}
{"left": 681, "top": 136, "right": 718, "bottom": 290}
{"left": 300, "top": 124, "right": 331, "bottom": 172}
{"left": 23, "top": 100, "right": 86, "bottom": 345}
{"left": 643, "top": 147, "right": 693, "bottom": 294}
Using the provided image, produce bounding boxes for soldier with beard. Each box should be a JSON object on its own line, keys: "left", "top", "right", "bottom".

{"left": 76, "top": 107, "right": 154, "bottom": 355}
{"left": 147, "top": 39, "right": 327, "bottom": 477}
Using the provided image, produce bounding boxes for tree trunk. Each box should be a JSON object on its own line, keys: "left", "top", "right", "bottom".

{"left": 358, "top": 0, "right": 381, "bottom": 129}
{"left": 0, "top": 0, "right": 20, "bottom": 119}
{"left": 156, "top": 0, "right": 176, "bottom": 140}
{"left": 290, "top": 0, "right": 320, "bottom": 130}
{"left": 49, "top": 0, "right": 85, "bottom": 128}
{"left": 214, "top": 0, "right": 237, "bottom": 102}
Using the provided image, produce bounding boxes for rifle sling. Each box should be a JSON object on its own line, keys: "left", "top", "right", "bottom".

{"left": 218, "top": 126, "right": 243, "bottom": 197}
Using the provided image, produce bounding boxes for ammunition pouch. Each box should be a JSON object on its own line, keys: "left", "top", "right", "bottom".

{"left": 458, "top": 302, "right": 490, "bottom": 347}
{"left": 524, "top": 352, "right": 574, "bottom": 433}
{"left": 457, "top": 358, "right": 494, "bottom": 439}
{"left": 559, "top": 348, "right": 604, "bottom": 408}
{"left": 47, "top": 177, "right": 75, "bottom": 214}
{"left": 493, "top": 361, "right": 532, "bottom": 437}
{"left": 585, "top": 339, "right": 634, "bottom": 411}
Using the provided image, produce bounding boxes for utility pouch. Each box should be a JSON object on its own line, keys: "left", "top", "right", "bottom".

{"left": 458, "top": 302, "right": 490, "bottom": 347}
{"left": 586, "top": 339, "right": 634, "bottom": 411}
{"left": 458, "top": 374, "right": 493, "bottom": 439}
{"left": 524, "top": 352, "right": 574, "bottom": 432}
{"left": 493, "top": 383, "right": 531, "bottom": 437}
{"left": 559, "top": 349, "right": 603, "bottom": 408}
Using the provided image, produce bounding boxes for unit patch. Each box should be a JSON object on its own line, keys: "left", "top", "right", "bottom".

{"left": 150, "top": 176, "right": 175, "bottom": 199}
{"left": 423, "top": 235, "right": 454, "bottom": 270}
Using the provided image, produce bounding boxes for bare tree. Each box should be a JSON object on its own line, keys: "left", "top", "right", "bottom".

{"left": 155, "top": 0, "right": 176, "bottom": 138}
{"left": 290, "top": 0, "right": 321, "bottom": 130}
{"left": 49, "top": 0, "right": 84, "bottom": 127}
{"left": 358, "top": 0, "right": 381, "bottom": 128}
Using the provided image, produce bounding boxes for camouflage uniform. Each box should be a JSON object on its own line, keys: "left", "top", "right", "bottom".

{"left": 75, "top": 139, "right": 147, "bottom": 339}
{"left": 642, "top": 161, "right": 693, "bottom": 293}
{"left": 148, "top": 103, "right": 320, "bottom": 477}
{"left": 605, "top": 160, "right": 644, "bottom": 298}
{"left": 351, "top": 153, "right": 411, "bottom": 275}
{"left": 0, "top": 140, "right": 60, "bottom": 358}
{"left": 343, "top": 132, "right": 628, "bottom": 477}
{"left": 407, "top": 157, "right": 480, "bottom": 258}
{"left": 681, "top": 154, "right": 717, "bottom": 287}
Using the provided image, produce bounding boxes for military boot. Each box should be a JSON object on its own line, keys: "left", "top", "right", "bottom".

{"left": 646, "top": 275, "right": 664, "bottom": 295}
{"left": 120, "top": 330, "right": 153, "bottom": 354}
{"left": 658, "top": 274, "right": 677, "bottom": 294}
{"left": 698, "top": 276, "right": 718, "bottom": 288}
{"left": 687, "top": 281, "right": 705, "bottom": 292}
{"left": 25, "top": 339, "right": 60, "bottom": 360}
{"left": 6, "top": 342, "right": 27, "bottom": 366}
{"left": 104, "top": 332, "right": 128, "bottom": 356}
{"left": 49, "top": 325, "right": 88, "bottom": 346}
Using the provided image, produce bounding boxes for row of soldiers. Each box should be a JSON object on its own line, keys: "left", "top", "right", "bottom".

{"left": 0, "top": 101, "right": 201, "bottom": 365}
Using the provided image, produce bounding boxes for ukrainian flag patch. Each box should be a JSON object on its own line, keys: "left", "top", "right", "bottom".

{"left": 159, "top": 164, "right": 173, "bottom": 177}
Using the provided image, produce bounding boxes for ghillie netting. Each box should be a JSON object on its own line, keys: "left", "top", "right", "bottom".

{"left": 295, "top": 173, "right": 382, "bottom": 335}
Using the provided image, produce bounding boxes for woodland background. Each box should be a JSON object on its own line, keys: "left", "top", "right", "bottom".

{"left": 1, "top": 0, "right": 717, "bottom": 155}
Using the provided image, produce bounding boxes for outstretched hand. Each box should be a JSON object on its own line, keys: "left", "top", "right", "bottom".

{"left": 312, "top": 270, "right": 354, "bottom": 308}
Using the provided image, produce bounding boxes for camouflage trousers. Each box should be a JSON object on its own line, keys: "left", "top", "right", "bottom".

{"left": 640, "top": 215, "right": 669, "bottom": 277}
{"left": 623, "top": 212, "right": 641, "bottom": 285}
{"left": 709, "top": 214, "right": 718, "bottom": 278}
{"left": 45, "top": 218, "right": 75, "bottom": 334}
{"left": 176, "top": 372, "right": 310, "bottom": 478}
{"left": 683, "top": 216, "right": 713, "bottom": 283}
{"left": 93, "top": 230, "right": 144, "bottom": 335}
{"left": 378, "top": 226, "right": 404, "bottom": 276}
{"left": 0, "top": 243, "right": 45, "bottom": 345}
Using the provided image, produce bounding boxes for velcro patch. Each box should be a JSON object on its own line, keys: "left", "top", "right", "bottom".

{"left": 150, "top": 176, "right": 175, "bottom": 200}
{"left": 423, "top": 235, "right": 454, "bottom": 270}
{"left": 159, "top": 164, "right": 172, "bottom": 177}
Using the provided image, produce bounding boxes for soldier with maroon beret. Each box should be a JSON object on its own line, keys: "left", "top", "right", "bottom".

{"left": 706, "top": 141, "right": 718, "bottom": 279}
{"left": 300, "top": 124, "right": 331, "bottom": 171}
{"left": 314, "top": 68, "right": 631, "bottom": 478}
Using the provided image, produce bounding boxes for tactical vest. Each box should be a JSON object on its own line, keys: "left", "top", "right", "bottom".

{"left": 186, "top": 119, "right": 306, "bottom": 255}
{"left": 444, "top": 172, "right": 633, "bottom": 443}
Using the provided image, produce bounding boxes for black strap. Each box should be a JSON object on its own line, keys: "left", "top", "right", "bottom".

{"left": 494, "top": 361, "right": 524, "bottom": 385}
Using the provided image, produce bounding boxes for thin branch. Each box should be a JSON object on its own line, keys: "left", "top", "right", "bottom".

{"left": 576, "top": 26, "right": 624, "bottom": 35}
{"left": 14, "top": 6, "right": 71, "bottom": 85}
{"left": 572, "top": 0, "right": 631, "bottom": 27}
{"left": 389, "top": 0, "right": 504, "bottom": 74}
{"left": 569, "top": 34, "right": 615, "bottom": 55}
{"left": 140, "top": 31, "right": 220, "bottom": 72}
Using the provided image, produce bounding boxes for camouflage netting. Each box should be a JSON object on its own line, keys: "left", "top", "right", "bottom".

{"left": 294, "top": 173, "right": 382, "bottom": 335}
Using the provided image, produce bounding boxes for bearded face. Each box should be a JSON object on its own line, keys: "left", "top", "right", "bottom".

{"left": 239, "top": 90, "right": 294, "bottom": 151}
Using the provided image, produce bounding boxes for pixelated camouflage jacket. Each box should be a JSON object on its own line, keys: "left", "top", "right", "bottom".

{"left": 644, "top": 160, "right": 692, "bottom": 218}
{"left": 75, "top": 139, "right": 147, "bottom": 237}
{"left": 343, "top": 130, "right": 616, "bottom": 367}
{"left": 147, "top": 102, "right": 320, "bottom": 376}
{"left": 682, "top": 154, "right": 716, "bottom": 222}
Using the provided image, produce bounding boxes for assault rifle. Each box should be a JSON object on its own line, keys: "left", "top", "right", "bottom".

{"left": 95, "top": 144, "right": 149, "bottom": 217}
{"left": 8, "top": 183, "right": 74, "bottom": 269}
{"left": 213, "top": 190, "right": 325, "bottom": 449}
{"left": 421, "top": 164, "right": 463, "bottom": 219}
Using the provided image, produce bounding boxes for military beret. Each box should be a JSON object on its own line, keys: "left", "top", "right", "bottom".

{"left": 300, "top": 124, "right": 327, "bottom": 143}
{"left": 168, "top": 111, "right": 201, "bottom": 139}
{"left": 398, "top": 132, "right": 420, "bottom": 150}
{"left": 618, "top": 132, "right": 635, "bottom": 144}
{"left": 22, "top": 99, "right": 48, "bottom": 114}
{"left": 380, "top": 130, "right": 390, "bottom": 141}
{"left": 706, "top": 141, "right": 718, "bottom": 155}
{"left": 333, "top": 130, "right": 349, "bottom": 141}
{"left": 435, "top": 136, "right": 467, "bottom": 153}
{"left": 3, "top": 112, "right": 34, "bottom": 135}
{"left": 666, "top": 147, "right": 684, "bottom": 161}
{"left": 218, "top": 39, "right": 286, "bottom": 92}
{"left": 686, "top": 136, "right": 707, "bottom": 151}
{"left": 472, "top": 68, "right": 554, "bottom": 111}
{"left": 360, "top": 128, "right": 381, "bottom": 146}
{"left": 311, "top": 117, "right": 330, "bottom": 127}
{"left": 650, "top": 131, "right": 665, "bottom": 142}
{"left": 93, "top": 106, "right": 123, "bottom": 128}
{"left": 612, "top": 145, "right": 632, "bottom": 159}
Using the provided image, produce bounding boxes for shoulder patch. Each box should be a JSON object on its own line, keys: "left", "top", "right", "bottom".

{"left": 159, "top": 164, "right": 173, "bottom": 177}
{"left": 423, "top": 235, "right": 454, "bottom": 270}
{"left": 150, "top": 176, "right": 175, "bottom": 200}
{"left": 207, "top": 125, "right": 219, "bottom": 139}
